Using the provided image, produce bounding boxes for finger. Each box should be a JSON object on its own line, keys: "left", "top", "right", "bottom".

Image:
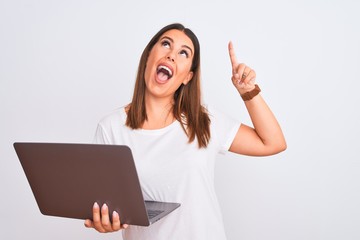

{"left": 228, "top": 41, "right": 238, "bottom": 74}
{"left": 92, "top": 202, "right": 106, "bottom": 232}
{"left": 112, "top": 211, "right": 129, "bottom": 230}
{"left": 239, "top": 66, "right": 253, "bottom": 81}
{"left": 241, "top": 66, "right": 250, "bottom": 77}
{"left": 233, "top": 65, "right": 255, "bottom": 89}
{"left": 234, "top": 63, "right": 246, "bottom": 83}
{"left": 231, "top": 67, "right": 245, "bottom": 86}
{"left": 111, "top": 211, "right": 121, "bottom": 231}
{"left": 243, "top": 69, "right": 256, "bottom": 84}
{"left": 84, "top": 219, "right": 94, "bottom": 228}
{"left": 100, "top": 204, "right": 113, "bottom": 231}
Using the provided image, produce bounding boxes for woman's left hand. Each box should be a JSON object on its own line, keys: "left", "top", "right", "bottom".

{"left": 228, "top": 41, "right": 257, "bottom": 95}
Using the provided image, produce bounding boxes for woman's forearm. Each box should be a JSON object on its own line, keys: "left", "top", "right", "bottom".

{"left": 244, "top": 93, "right": 287, "bottom": 153}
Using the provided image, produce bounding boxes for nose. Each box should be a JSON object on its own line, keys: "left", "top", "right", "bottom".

{"left": 167, "top": 56, "right": 175, "bottom": 62}
{"left": 166, "top": 51, "right": 175, "bottom": 62}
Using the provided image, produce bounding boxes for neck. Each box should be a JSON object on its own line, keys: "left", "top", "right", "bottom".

{"left": 142, "top": 94, "right": 175, "bottom": 130}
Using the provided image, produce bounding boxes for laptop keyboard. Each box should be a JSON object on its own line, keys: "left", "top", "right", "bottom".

{"left": 147, "top": 209, "right": 164, "bottom": 219}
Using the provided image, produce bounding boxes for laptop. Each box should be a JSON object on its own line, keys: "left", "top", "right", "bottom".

{"left": 13, "top": 142, "right": 180, "bottom": 226}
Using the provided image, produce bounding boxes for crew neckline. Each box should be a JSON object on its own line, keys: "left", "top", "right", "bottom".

{"left": 121, "top": 107, "right": 179, "bottom": 135}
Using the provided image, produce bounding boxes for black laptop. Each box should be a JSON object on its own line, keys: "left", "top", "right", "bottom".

{"left": 13, "top": 142, "right": 180, "bottom": 226}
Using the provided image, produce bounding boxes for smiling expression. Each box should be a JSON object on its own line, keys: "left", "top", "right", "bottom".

{"left": 144, "top": 29, "right": 195, "bottom": 100}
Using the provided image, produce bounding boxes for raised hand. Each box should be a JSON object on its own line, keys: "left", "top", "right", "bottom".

{"left": 228, "top": 41, "right": 257, "bottom": 94}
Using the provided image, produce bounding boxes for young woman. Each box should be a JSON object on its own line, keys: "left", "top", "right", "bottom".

{"left": 84, "top": 23, "right": 286, "bottom": 240}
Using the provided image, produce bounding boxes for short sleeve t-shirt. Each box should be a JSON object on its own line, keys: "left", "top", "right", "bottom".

{"left": 93, "top": 106, "right": 241, "bottom": 240}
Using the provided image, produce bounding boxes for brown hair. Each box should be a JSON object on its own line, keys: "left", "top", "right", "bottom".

{"left": 126, "top": 23, "right": 210, "bottom": 148}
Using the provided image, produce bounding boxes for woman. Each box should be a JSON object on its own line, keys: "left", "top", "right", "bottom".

{"left": 84, "top": 23, "right": 286, "bottom": 239}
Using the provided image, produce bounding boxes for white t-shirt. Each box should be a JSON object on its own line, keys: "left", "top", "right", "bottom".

{"left": 93, "top": 106, "right": 241, "bottom": 240}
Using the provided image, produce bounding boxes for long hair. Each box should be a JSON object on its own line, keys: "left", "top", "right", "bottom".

{"left": 126, "top": 23, "right": 211, "bottom": 148}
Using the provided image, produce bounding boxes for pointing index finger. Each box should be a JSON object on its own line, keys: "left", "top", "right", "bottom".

{"left": 228, "top": 41, "right": 238, "bottom": 73}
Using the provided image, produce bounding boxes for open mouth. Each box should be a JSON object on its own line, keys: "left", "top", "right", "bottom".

{"left": 157, "top": 65, "right": 173, "bottom": 81}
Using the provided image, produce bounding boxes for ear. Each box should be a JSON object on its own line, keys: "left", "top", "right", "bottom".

{"left": 182, "top": 71, "right": 193, "bottom": 85}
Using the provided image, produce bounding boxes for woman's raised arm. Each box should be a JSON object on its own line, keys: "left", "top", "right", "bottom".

{"left": 227, "top": 42, "right": 287, "bottom": 156}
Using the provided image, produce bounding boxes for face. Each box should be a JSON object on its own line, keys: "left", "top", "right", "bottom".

{"left": 144, "top": 29, "right": 194, "bottom": 100}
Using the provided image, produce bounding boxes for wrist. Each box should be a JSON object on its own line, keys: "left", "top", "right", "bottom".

{"left": 240, "top": 84, "right": 261, "bottom": 101}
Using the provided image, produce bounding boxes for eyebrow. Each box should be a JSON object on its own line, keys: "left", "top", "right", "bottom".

{"left": 160, "top": 36, "right": 194, "bottom": 56}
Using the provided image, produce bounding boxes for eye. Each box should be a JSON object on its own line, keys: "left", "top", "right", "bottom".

{"left": 179, "top": 49, "right": 189, "bottom": 58}
{"left": 161, "top": 40, "right": 170, "bottom": 48}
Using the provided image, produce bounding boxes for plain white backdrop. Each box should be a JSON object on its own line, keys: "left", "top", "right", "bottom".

{"left": 1, "top": 0, "right": 359, "bottom": 239}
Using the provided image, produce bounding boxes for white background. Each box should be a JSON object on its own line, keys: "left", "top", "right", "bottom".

{"left": 1, "top": 0, "right": 359, "bottom": 239}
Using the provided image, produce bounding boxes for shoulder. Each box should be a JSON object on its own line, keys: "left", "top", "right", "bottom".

{"left": 203, "top": 104, "right": 233, "bottom": 122}
{"left": 94, "top": 106, "right": 129, "bottom": 144}
{"left": 203, "top": 104, "right": 241, "bottom": 153}
{"left": 97, "top": 106, "right": 127, "bottom": 127}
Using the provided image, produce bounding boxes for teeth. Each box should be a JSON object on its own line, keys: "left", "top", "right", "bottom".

{"left": 158, "top": 65, "right": 173, "bottom": 76}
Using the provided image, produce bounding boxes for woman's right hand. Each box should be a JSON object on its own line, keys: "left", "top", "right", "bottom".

{"left": 84, "top": 202, "right": 129, "bottom": 233}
